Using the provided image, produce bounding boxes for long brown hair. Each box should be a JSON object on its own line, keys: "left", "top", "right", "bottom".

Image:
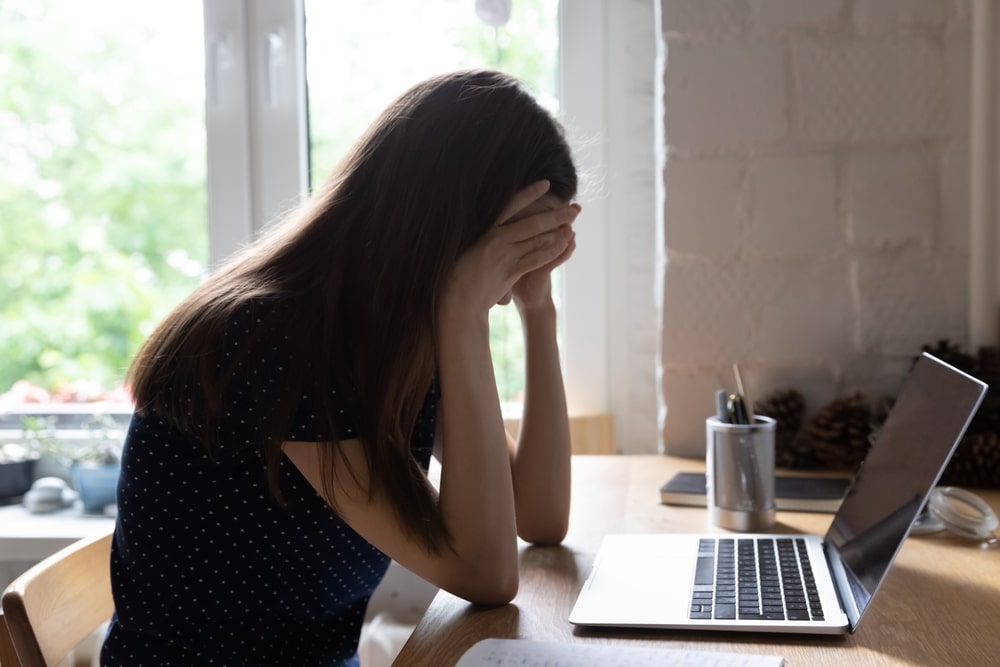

{"left": 128, "top": 69, "right": 578, "bottom": 551}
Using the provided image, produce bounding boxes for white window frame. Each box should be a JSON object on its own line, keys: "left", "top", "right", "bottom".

{"left": 201, "top": 0, "right": 620, "bottom": 431}
{"left": 559, "top": 0, "right": 609, "bottom": 419}
{"left": 203, "top": 0, "right": 308, "bottom": 260}
{"left": 560, "top": 0, "right": 660, "bottom": 453}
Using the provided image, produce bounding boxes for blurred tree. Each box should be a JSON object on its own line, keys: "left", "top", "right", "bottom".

{"left": 0, "top": 0, "right": 557, "bottom": 404}
{"left": 0, "top": 0, "right": 207, "bottom": 398}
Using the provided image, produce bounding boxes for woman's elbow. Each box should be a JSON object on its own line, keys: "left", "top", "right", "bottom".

{"left": 517, "top": 517, "right": 569, "bottom": 546}
{"left": 458, "top": 570, "right": 519, "bottom": 606}
{"left": 438, "top": 547, "right": 520, "bottom": 605}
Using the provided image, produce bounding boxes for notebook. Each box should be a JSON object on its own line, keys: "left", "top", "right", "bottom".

{"left": 660, "top": 473, "right": 850, "bottom": 513}
{"left": 570, "top": 353, "right": 987, "bottom": 635}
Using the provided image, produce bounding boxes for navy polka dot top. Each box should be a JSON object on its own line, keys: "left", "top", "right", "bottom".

{"left": 100, "top": 301, "right": 438, "bottom": 667}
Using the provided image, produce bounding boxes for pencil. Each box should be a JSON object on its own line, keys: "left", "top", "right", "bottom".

{"left": 732, "top": 363, "right": 756, "bottom": 423}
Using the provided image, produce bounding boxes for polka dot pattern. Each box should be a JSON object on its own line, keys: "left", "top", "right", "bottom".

{"left": 100, "top": 301, "right": 438, "bottom": 666}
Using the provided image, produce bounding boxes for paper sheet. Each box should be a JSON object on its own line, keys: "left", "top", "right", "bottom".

{"left": 455, "top": 638, "right": 785, "bottom": 667}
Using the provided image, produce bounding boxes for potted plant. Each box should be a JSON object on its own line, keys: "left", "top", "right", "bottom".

{"left": 15, "top": 414, "right": 69, "bottom": 481}
{"left": 30, "top": 413, "right": 124, "bottom": 514}
{"left": 0, "top": 442, "right": 39, "bottom": 503}
{"left": 0, "top": 415, "right": 56, "bottom": 503}
{"left": 68, "top": 413, "right": 123, "bottom": 514}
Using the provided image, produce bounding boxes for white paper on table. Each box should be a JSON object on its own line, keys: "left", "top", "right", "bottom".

{"left": 454, "top": 638, "right": 785, "bottom": 667}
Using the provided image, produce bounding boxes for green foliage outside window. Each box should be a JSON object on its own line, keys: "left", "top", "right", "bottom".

{"left": 0, "top": 0, "right": 207, "bottom": 400}
{"left": 0, "top": 0, "right": 558, "bottom": 405}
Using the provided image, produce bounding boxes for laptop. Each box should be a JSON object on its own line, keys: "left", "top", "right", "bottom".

{"left": 569, "top": 352, "right": 987, "bottom": 635}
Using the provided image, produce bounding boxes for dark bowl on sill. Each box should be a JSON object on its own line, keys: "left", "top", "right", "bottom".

{"left": 0, "top": 458, "right": 37, "bottom": 501}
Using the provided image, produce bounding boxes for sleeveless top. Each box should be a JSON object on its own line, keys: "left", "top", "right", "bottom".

{"left": 100, "top": 301, "right": 438, "bottom": 666}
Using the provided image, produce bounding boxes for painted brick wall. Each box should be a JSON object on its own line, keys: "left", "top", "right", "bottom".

{"left": 658, "top": 0, "right": 973, "bottom": 456}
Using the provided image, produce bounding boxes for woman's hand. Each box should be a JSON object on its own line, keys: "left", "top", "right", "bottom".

{"left": 441, "top": 181, "right": 580, "bottom": 319}
{"left": 510, "top": 204, "right": 578, "bottom": 311}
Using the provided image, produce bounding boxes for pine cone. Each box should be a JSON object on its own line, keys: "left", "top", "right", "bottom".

{"left": 974, "top": 346, "right": 1000, "bottom": 384}
{"left": 940, "top": 431, "right": 1000, "bottom": 488}
{"left": 922, "top": 339, "right": 976, "bottom": 374}
{"left": 867, "top": 395, "right": 894, "bottom": 444}
{"left": 754, "top": 389, "right": 812, "bottom": 468}
{"left": 970, "top": 392, "right": 1000, "bottom": 437}
{"left": 970, "top": 346, "right": 1000, "bottom": 436}
{"left": 798, "top": 393, "right": 872, "bottom": 471}
{"left": 915, "top": 339, "right": 1000, "bottom": 487}
{"left": 920, "top": 340, "right": 1000, "bottom": 436}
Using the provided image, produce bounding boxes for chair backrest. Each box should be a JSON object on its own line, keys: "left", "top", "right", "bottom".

{"left": 1, "top": 609, "right": 22, "bottom": 667}
{"left": 1, "top": 529, "right": 114, "bottom": 667}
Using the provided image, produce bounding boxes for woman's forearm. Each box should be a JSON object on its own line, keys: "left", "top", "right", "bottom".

{"left": 435, "top": 306, "right": 520, "bottom": 601}
{"left": 510, "top": 299, "right": 572, "bottom": 544}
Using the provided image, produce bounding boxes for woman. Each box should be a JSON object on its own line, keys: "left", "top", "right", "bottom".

{"left": 101, "top": 69, "right": 580, "bottom": 666}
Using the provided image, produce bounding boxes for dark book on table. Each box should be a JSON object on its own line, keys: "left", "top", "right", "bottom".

{"left": 659, "top": 472, "right": 851, "bottom": 513}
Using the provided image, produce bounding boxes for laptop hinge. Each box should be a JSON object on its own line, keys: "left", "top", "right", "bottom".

{"left": 824, "top": 541, "right": 863, "bottom": 632}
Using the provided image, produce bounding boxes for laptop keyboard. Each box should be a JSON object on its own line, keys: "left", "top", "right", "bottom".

{"left": 689, "top": 537, "right": 825, "bottom": 622}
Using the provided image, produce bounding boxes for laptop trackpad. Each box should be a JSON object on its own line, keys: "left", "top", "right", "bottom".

{"left": 571, "top": 534, "right": 695, "bottom": 626}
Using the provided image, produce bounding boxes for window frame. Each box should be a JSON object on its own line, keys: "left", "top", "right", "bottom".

{"left": 201, "top": 0, "right": 613, "bottom": 419}
{"left": 203, "top": 0, "right": 308, "bottom": 262}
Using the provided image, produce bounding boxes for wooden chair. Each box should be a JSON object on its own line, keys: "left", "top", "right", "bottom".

{"left": 1, "top": 529, "right": 114, "bottom": 667}
{"left": 1, "top": 609, "right": 22, "bottom": 667}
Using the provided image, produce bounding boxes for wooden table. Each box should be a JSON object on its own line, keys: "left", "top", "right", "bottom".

{"left": 394, "top": 455, "right": 1000, "bottom": 667}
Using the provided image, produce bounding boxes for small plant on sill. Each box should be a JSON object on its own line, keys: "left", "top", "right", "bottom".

{"left": 77, "top": 413, "right": 123, "bottom": 465}
{"left": 24, "top": 413, "right": 123, "bottom": 466}
{"left": 19, "top": 415, "right": 57, "bottom": 457}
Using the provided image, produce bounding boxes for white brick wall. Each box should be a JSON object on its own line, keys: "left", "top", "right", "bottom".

{"left": 662, "top": 158, "right": 744, "bottom": 256}
{"left": 844, "top": 149, "right": 937, "bottom": 247}
{"left": 664, "top": 42, "right": 788, "bottom": 150}
{"left": 793, "top": 37, "right": 947, "bottom": 142}
{"left": 748, "top": 156, "right": 841, "bottom": 255}
{"left": 659, "top": 0, "right": 973, "bottom": 456}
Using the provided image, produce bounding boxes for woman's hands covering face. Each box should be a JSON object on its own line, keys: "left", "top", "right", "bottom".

{"left": 507, "top": 195, "right": 579, "bottom": 310}
{"left": 442, "top": 181, "right": 579, "bottom": 318}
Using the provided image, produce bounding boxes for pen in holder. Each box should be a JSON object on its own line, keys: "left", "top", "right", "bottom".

{"left": 705, "top": 415, "right": 777, "bottom": 532}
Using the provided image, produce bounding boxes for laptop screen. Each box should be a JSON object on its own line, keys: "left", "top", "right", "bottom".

{"left": 824, "top": 353, "right": 987, "bottom": 624}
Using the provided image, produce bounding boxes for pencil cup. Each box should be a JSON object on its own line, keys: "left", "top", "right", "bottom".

{"left": 705, "top": 415, "right": 777, "bottom": 532}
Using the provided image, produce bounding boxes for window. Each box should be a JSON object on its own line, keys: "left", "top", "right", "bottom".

{"left": 1, "top": 0, "right": 609, "bottom": 437}
{"left": 0, "top": 0, "right": 206, "bottom": 421}
{"left": 303, "top": 0, "right": 560, "bottom": 402}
